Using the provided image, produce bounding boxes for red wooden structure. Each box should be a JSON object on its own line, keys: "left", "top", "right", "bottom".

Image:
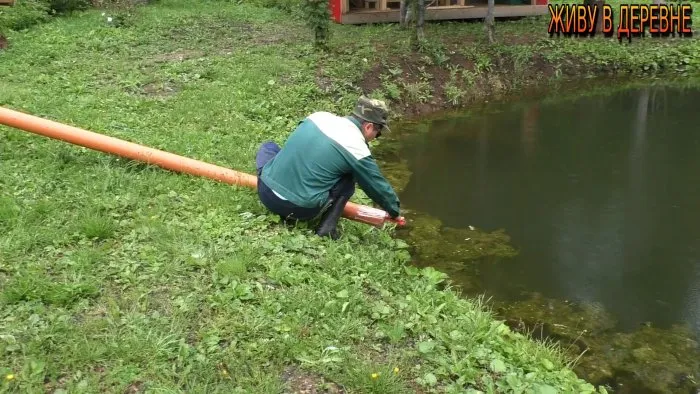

{"left": 329, "top": 0, "right": 548, "bottom": 24}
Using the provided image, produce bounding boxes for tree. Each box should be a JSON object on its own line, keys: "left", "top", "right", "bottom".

{"left": 300, "top": 0, "right": 331, "bottom": 50}
{"left": 400, "top": 0, "right": 426, "bottom": 46}
{"left": 484, "top": 0, "right": 495, "bottom": 43}
{"left": 400, "top": 0, "right": 409, "bottom": 27}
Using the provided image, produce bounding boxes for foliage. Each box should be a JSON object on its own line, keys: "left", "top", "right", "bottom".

{"left": 298, "top": 0, "right": 330, "bottom": 49}
{"left": 0, "top": 0, "right": 90, "bottom": 35}
{"left": 239, "top": 0, "right": 300, "bottom": 13}
{"left": 444, "top": 82, "right": 464, "bottom": 106}
{"left": 402, "top": 80, "right": 431, "bottom": 103}
{"left": 416, "top": 38, "right": 449, "bottom": 66}
{"left": 0, "top": 0, "right": 51, "bottom": 33}
{"left": 47, "top": 0, "right": 91, "bottom": 13}
{"left": 93, "top": 0, "right": 152, "bottom": 27}
{"left": 0, "top": 0, "right": 147, "bottom": 36}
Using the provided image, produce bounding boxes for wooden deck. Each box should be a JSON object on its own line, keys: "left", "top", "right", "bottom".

{"left": 0, "top": 0, "right": 15, "bottom": 5}
{"left": 340, "top": 4, "right": 548, "bottom": 23}
{"left": 331, "top": 0, "right": 549, "bottom": 25}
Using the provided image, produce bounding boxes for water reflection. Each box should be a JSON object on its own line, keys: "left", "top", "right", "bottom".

{"left": 520, "top": 104, "right": 539, "bottom": 157}
{"left": 398, "top": 86, "right": 700, "bottom": 336}
{"left": 687, "top": 259, "right": 700, "bottom": 335}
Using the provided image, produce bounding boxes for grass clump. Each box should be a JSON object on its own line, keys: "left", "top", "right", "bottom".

{"left": 77, "top": 211, "right": 117, "bottom": 240}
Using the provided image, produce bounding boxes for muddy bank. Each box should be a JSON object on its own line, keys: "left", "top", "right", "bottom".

{"left": 358, "top": 45, "right": 557, "bottom": 119}
{"left": 355, "top": 28, "right": 700, "bottom": 121}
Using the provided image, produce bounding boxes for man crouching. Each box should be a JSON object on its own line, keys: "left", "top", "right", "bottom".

{"left": 255, "top": 96, "right": 401, "bottom": 240}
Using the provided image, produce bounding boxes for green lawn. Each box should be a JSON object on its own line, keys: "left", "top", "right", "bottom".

{"left": 2, "top": 0, "right": 693, "bottom": 392}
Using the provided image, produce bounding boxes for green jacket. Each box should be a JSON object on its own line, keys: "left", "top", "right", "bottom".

{"left": 260, "top": 111, "right": 401, "bottom": 218}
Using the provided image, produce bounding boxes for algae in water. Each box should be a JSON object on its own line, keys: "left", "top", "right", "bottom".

{"left": 497, "top": 292, "right": 700, "bottom": 394}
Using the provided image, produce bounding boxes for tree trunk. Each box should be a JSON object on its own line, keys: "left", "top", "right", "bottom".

{"left": 400, "top": 0, "right": 408, "bottom": 27}
{"left": 485, "top": 0, "right": 495, "bottom": 44}
{"left": 315, "top": 27, "right": 328, "bottom": 50}
{"left": 416, "top": 0, "right": 425, "bottom": 42}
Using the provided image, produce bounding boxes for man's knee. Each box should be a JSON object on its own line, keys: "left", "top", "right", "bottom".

{"left": 343, "top": 181, "right": 356, "bottom": 198}
{"left": 255, "top": 141, "right": 281, "bottom": 174}
{"left": 331, "top": 174, "right": 355, "bottom": 199}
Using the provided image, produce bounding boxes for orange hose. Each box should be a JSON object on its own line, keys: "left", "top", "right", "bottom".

{"left": 0, "top": 107, "right": 405, "bottom": 228}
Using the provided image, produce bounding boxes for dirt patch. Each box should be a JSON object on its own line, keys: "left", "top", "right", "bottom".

{"left": 0, "top": 35, "right": 7, "bottom": 50}
{"left": 150, "top": 50, "right": 204, "bottom": 64}
{"left": 448, "top": 52, "right": 475, "bottom": 72}
{"left": 316, "top": 67, "right": 334, "bottom": 94}
{"left": 359, "top": 63, "right": 384, "bottom": 94}
{"left": 44, "top": 374, "right": 69, "bottom": 393}
{"left": 356, "top": 51, "right": 449, "bottom": 117}
{"left": 425, "top": 62, "right": 450, "bottom": 107}
{"left": 124, "top": 380, "right": 145, "bottom": 393}
{"left": 166, "top": 19, "right": 299, "bottom": 55}
{"left": 253, "top": 28, "right": 298, "bottom": 46}
{"left": 281, "top": 366, "right": 345, "bottom": 394}
{"left": 140, "top": 81, "right": 179, "bottom": 98}
{"left": 43, "top": 366, "right": 110, "bottom": 393}
{"left": 217, "top": 25, "right": 303, "bottom": 55}
{"left": 358, "top": 52, "right": 461, "bottom": 118}
{"left": 167, "top": 19, "right": 258, "bottom": 41}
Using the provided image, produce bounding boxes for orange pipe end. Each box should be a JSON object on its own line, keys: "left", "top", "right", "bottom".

{"left": 0, "top": 107, "right": 405, "bottom": 228}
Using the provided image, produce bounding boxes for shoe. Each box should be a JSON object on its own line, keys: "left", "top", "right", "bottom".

{"left": 316, "top": 222, "right": 341, "bottom": 240}
{"left": 279, "top": 215, "right": 295, "bottom": 227}
{"left": 315, "top": 195, "right": 349, "bottom": 240}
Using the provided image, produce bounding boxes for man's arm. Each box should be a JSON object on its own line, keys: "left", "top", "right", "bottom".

{"left": 348, "top": 155, "right": 401, "bottom": 218}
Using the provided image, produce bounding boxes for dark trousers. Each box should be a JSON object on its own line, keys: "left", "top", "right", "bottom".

{"left": 255, "top": 141, "right": 355, "bottom": 221}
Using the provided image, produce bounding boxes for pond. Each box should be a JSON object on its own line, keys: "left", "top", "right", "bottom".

{"left": 384, "top": 84, "right": 700, "bottom": 393}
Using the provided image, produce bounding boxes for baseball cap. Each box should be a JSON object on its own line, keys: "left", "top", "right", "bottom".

{"left": 352, "top": 96, "right": 391, "bottom": 133}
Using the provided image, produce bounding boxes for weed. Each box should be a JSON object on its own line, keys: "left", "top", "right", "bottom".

{"left": 462, "top": 69, "right": 477, "bottom": 87}
{"left": 214, "top": 257, "right": 248, "bottom": 279}
{"left": 387, "top": 64, "right": 403, "bottom": 77}
{"left": 418, "top": 39, "right": 449, "bottom": 67}
{"left": 444, "top": 66, "right": 465, "bottom": 105}
{"left": 77, "top": 211, "right": 117, "bottom": 240}
{"left": 402, "top": 80, "right": 432, "bottom": 103}
{"left": 474, "top": 53, "right": 493, "bottom": 74}
{"left": 511, "top": 46, "right": 534, "bottom": 75}
{"left": 382, "top": 79, "right": 402, "bottom": 101}
{"left": 444, "top": 82, "right": 464, "bottom": 106}
{"left": 337, "top": 359, "right": 407, "bottom": 394}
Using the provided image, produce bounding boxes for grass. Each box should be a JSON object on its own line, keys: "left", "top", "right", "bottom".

{"left": 2, "top": 0, "right": 693, "bottom": 392}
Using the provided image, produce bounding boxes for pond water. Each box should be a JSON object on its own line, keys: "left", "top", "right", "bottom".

{"left": 389, "top": 84, "right": 700, "bottom": 392}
